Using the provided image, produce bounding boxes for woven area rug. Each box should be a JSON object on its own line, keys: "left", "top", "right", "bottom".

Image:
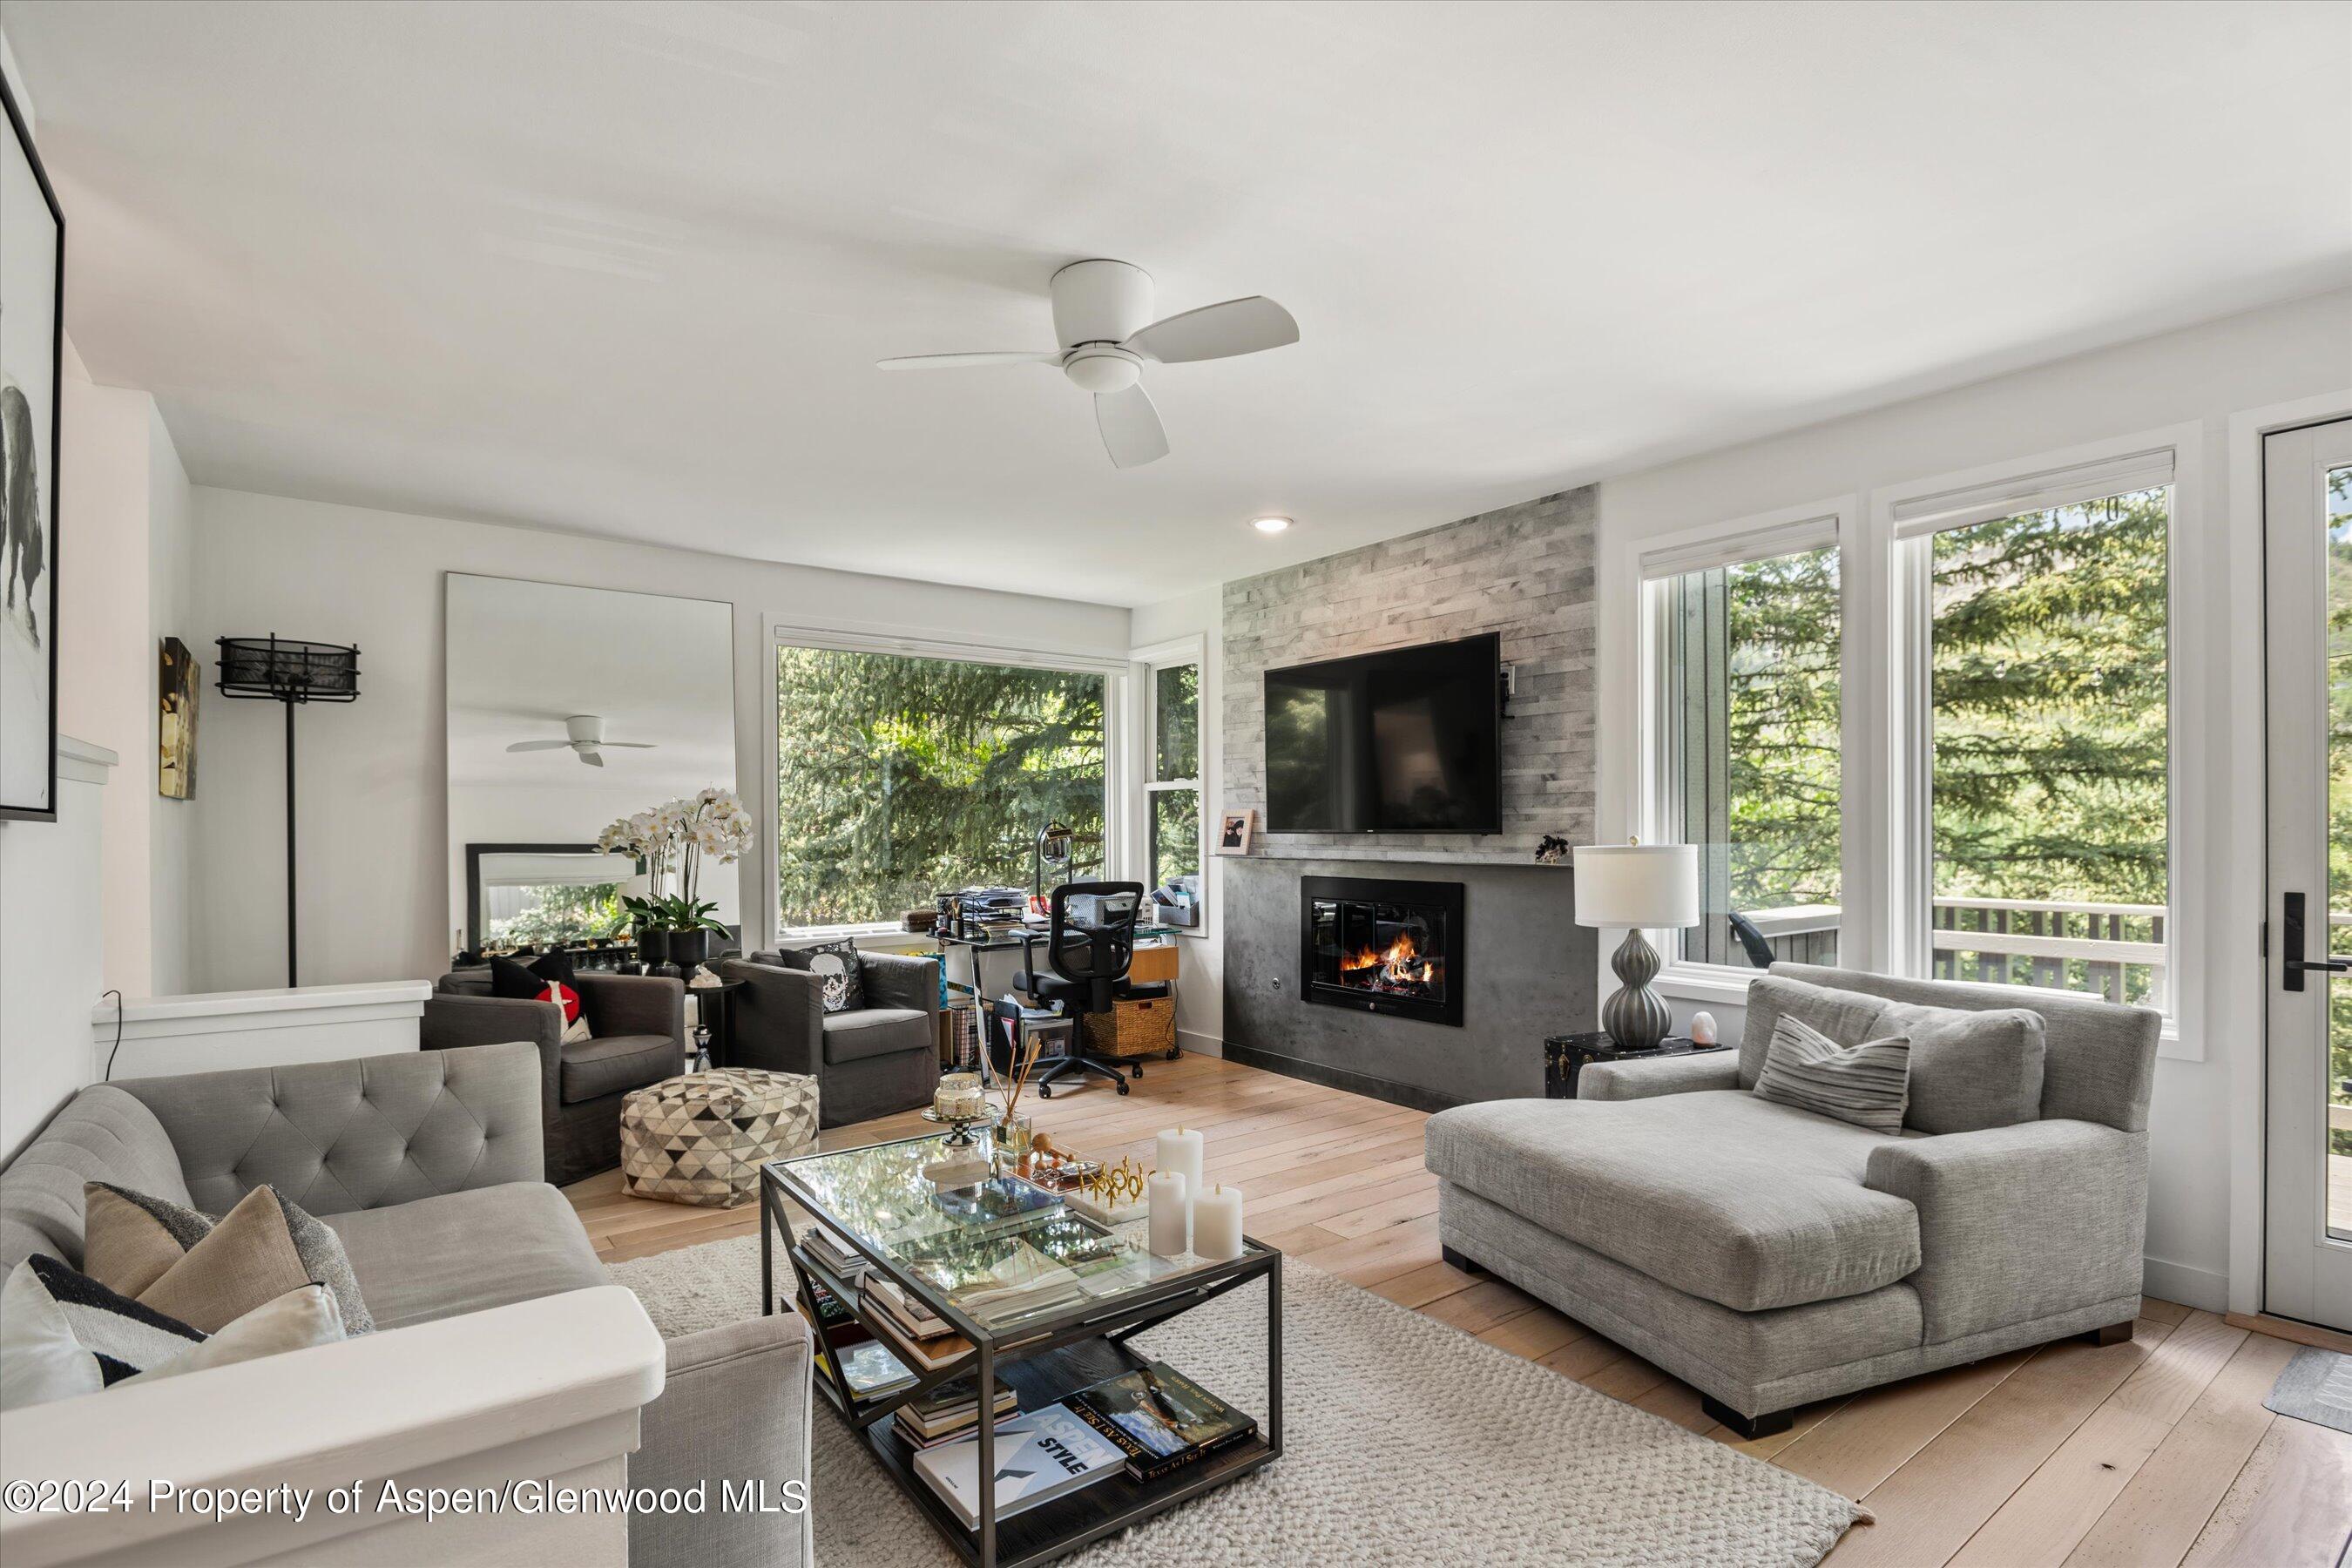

{"left": 609, "top": 1234, "right": 1867, "bottom": 1567}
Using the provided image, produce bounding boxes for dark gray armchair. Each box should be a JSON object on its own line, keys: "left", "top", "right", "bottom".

{"left": 424, "top": 969, "right": 685, "bottom": 1186}
{"left": 720, "top": 950, "right": 939, "bottom": 1126}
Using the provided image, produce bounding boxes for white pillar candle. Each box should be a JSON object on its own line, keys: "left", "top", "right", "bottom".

{"left": 1147, "top": 1170, "right": 1191, "bottom": 1258}
{"left": 1192, "top": 1183, "right": 1244, "bottom": 1261}
{"left": 1155, "top": 1126, "right": 1204, "bottom": 1196}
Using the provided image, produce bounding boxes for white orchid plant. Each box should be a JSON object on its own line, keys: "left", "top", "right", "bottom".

{"left": 600, "top": 787, "right": 756, "bottom": 934}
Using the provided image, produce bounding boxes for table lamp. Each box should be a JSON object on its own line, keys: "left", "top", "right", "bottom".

{"left": 1572, "top": 841, "right": 1699, "bottom": 1052}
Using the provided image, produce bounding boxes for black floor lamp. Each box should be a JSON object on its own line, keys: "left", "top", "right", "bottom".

{"left": 216, "top": 635, "right": 362, "bottom": 989}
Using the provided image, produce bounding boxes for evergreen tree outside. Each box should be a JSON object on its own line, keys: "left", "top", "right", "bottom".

{"left": 1930, "top": 487, "right": 2170, "bottom": 1004}
{"left": 775, "top": 646, "right": 1105, "bottom": 927}
{"left": 1721, "top": 546, "right": 1842, "bottom": 920}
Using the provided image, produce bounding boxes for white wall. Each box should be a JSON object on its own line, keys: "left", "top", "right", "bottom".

{"left": 1593, "top": 287, "right": 2352, "bottom": 1313}
{"left": 146, "top": 402, "right": 195, "bottom": 994}
{"left": 184, "top": 488, "right": 1132, "bottom": 991}
{"left": 1130, "top": 587, "right": 1224, "bottom": 1052}
{"left": 0, "top": 740, "right": 115, "bottom": 1161}
{"left": 56, "top": 377, "right": 195, "bottom": 1000}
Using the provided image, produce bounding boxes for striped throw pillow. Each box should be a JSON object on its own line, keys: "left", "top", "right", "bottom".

{"left": 1753, "top": 1014, "right": 1911, "bottom": 1133}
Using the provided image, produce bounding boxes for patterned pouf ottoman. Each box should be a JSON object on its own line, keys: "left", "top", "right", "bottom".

{"left": 619, "top": 1068, "right": 819, "bottom": 1207}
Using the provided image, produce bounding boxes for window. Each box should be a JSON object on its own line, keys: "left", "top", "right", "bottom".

{"left": 1146, "top": 659, "right": 1202, "bottom": 896}
{"left": 1644, "top": 521, "right": 1844, "bottom": 971}
{"left": 1915, "top": 482, "right": 2172, "bottom": 1009}
{"left": 774, "top": 644, "right": 1107, "bottom": 929}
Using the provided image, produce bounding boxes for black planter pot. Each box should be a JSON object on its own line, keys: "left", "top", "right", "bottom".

{"left": 667, "top": 929, "right": 712, "bottom": 971}
{"left": 636, "top": 927, "right": 671, "bottom": 968}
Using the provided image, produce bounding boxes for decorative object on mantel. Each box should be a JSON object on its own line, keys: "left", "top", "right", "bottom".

{"left": 1570, "top": 840, "right": 1698, "bottom": 1052}
{"left": 214, "top": 634, "right": 362, "bottom": 987}
{"left": 1, "top": 71, "right": 64, "bottom": 824}
{"left": 1534, "top": 834, "right": 1571, "bottom": 866}
{"left": 159, "top": 638, "right": 199, "bottom": 799}
{"left": 1216, "top": 808, "right": 1255, "bottom": 855}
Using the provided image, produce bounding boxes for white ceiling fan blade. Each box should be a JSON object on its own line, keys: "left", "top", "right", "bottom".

{"left": 1095, "top": 383, "right": 1169, "bottom": 469}
{"left": 1123, "top": 296, "right": 1297, "bottom": 364}
{"left": 505, "top": 740, "right": 571, "bottom": 753}
{"left": 578, "top": 749, "right": 605, "bottom": 767}
{"left": 600, "top": 740, "right": 658, "bottom": 749}
{"left": 875, "top": 351, "right": 1059, "bottom": 371}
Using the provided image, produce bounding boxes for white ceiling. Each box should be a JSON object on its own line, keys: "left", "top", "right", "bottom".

{"left": 7, "top": 1, "right": 2348, "bottom": 607}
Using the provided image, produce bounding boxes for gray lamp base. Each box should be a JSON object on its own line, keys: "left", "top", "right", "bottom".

{"left": 1600, "top": 928, "right": 1673, "bottom": 1052}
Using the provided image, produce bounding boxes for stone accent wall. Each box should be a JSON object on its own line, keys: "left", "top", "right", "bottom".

{"left": 1220, "top": 485, "right": 1598, "bottom": 864}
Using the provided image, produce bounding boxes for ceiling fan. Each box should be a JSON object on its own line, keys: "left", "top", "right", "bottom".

{"left": 504, "top": 714, "right": 655, "bottom": 768}
{"left": 876, "top": 259, "right": 1298, "bottom": 469}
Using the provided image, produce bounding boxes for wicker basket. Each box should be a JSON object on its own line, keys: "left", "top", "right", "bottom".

{"left": 1082, "top": 994, "right": 1178, "bottom": 1058}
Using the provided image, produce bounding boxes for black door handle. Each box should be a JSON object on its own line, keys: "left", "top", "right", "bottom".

{"left": 2282, "top": 892, "right": 2347, "bottom": 990}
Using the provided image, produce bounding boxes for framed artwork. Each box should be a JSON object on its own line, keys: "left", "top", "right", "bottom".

{"left": 159, "top": 637, "right": 199, "bottom": 798}
{"left": 1214, "top": 808, "right": 1255, "bottom": 855}
{"left": 0, "top": 72, "right": 64, "bottom": 821}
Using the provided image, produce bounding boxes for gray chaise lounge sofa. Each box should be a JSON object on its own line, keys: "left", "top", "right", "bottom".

{"left": 0, "top": 1041, "right": 809, "bottom": 1568}
{"left": 1424, "top": 963, "right": 2161, "bottom": 1436}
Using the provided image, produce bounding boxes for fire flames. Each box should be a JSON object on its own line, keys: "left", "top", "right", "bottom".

{"left": 1341, "top": 929, "right": 1441, "bottom": 991}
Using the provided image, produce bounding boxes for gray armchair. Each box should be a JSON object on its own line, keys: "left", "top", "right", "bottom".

{"left": 1424, "top": 963, "right": 2160, "bottom": 1438}
{"left": 721, "top": 950, "right": 939, "bottom": 1125}
{"left": 425, "top": 968, "right": 686, "bottom": 1186}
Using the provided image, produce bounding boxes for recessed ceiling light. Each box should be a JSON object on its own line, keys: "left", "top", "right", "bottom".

{"left": 1252, "top": 516, "right": 1293, "bottom": 535}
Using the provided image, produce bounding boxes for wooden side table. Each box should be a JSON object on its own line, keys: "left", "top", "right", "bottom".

{"left": 1544, "top": 1031, "right": 1732, "bottom": 1098}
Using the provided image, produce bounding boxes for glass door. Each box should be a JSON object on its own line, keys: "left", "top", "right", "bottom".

{"left": 2262, "top": 416, "right": 2352, "bottom": 1332}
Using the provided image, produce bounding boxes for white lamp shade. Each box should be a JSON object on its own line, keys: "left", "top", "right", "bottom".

{"left": 1571, "top": 843, "right": 1700, "bottom": 929}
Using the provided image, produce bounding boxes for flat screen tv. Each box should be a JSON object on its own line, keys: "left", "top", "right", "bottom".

{"left": 1263, "top": 632, "right": 1503, "bottom": 834}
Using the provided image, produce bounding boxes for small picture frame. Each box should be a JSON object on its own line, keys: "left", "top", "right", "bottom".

{"left": 1215, "top": 808, "right": 1255, "bottom": 855}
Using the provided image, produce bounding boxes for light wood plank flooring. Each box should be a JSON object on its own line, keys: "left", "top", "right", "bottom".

{"left": 567, "top": 1052, "right": 2352, "bottom": 1568}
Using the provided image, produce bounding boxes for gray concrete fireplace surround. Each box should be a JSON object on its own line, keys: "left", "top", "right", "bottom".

{"left": 1224, "top": 855, "right": 1598, "bottom": 1109}
{"left": 1219, "top": 485, "right": 1601, "bottom": 1109}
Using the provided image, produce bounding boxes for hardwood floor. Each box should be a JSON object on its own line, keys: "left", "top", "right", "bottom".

{"left": 567, "top": 1052, "right": 2352, "bottom": 1568}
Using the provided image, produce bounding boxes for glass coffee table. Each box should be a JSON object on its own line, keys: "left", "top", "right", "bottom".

{"left": 761, "top": 1132, "right": 1282, "bottom": 1568}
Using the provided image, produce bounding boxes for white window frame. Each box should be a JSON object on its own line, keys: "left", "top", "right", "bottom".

{"left": 1636, "top": 497, "right": 1863, "bottom": 991}
{"left": 764, "top": 615, "right": 1134, "bottom": 945}
{"left": 1873, "top": 422, "right": 2201, "bottom": 1052}
{"left": 1130, "top": 633, "right": 1209, "bottom": 937}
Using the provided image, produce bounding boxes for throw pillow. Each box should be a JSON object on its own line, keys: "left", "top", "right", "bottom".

{"left": 1873, "top": 998, "right": 2048, "bottom": 1134}
{"left": 82, "top": 1183, "right": 211, "bottom": 1297}
{"left": 1752, "top": 1015, "right": 1912, "bottom": 1134}
{"left": 84, "top": 1182, "right": 374, "bottom": 1337}
{"left": 491, "top": 952, "right": 582, "bottom": 1023}
{"left": 563, "top": 1012, "right": 594, "bottom": 1044}
{"left": 784, "top": 938, "right": 865, "bottom": 1013}
{"left": 121, "top": 1284, "right": 345, "bottom": 1388}
{"left": 0, "top": 1254, "right": 207, "bottom": 1409}
{"left": 1737, "top": 975, "right": 1895, "bottom": 1089}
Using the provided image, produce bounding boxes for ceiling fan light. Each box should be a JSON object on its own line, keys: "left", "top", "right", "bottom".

{"left": 1252, "top": 515, "right": 1293, "bottom": 534}
{"left": 1063, "top": 350, "right": 1141, "bottom": 395}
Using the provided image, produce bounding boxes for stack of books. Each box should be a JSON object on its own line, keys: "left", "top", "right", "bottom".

{"left": 801, "top": 1224, "right": 870, "bottom": 1284}
{"left": 911, "top": 1405, "right": 1125, "bottom": 1529}
{"left": 891, "top": 1370, "right": 1017, "bottom": 1450}
{"left": 1066, "top": 1362, "right": 1257, "bottom": 1483}
{"left": 862, "top": 1274, "right": 977, "bottom": 1372}
{"left": 895, "top": 1227, "right": 1087, "bottom": 1324}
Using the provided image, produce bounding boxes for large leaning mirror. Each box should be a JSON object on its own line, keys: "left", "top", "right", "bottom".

{"left": 445, "top": 574, "right": 737, "bottom": 963}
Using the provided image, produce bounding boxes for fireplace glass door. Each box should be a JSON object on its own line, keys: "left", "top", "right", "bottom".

{"left": 1300, "top": 876, "right": 1465, "bottom": 1025}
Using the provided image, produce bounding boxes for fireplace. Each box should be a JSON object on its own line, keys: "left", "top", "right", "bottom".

{"left": 1301, "top": 875, "right": 1466, "bottom": 1026}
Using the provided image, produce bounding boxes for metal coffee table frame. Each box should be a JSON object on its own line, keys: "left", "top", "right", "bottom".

{"left": 760, "top": 1135, "right": 1282, "bottom": 1568}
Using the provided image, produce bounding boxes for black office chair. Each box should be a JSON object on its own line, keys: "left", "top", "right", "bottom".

{"left": 1010, "top": 881, "right": 1145, "bottom": 1098}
